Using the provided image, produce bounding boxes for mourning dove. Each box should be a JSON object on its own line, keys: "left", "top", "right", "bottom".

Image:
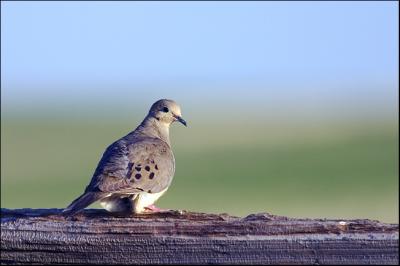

{"left": 62, "top": 99, "right": 186, "bottom": 216}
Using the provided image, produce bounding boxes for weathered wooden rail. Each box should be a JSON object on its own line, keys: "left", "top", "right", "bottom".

{"left": 0, "top": 208, "right": 398, "bottom": 265}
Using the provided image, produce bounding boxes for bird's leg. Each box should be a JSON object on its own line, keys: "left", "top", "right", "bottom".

{"left": 143, "top": 204, "right": 171, "bottom": 213}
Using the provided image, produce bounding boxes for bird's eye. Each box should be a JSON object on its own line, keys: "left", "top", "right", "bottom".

{"left": 162, "top": 107, "right": 169, "bottom": 113}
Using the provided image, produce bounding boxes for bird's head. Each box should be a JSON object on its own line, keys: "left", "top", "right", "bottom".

{"left": 148, "top": 99, "right": 187, "bottom": 127}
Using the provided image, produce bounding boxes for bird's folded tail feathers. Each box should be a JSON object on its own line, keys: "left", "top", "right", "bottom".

{"left": 62, "top": 192, "right": 105, "bottom": 216}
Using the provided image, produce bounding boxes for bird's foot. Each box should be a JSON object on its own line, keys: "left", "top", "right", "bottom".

{"left": 144, "top": 204, "right": 171, "bottom": 213}
{"left": 143, "top": 205, "right": 185, "bottom": 216}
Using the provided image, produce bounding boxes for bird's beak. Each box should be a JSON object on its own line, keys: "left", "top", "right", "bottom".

{"left": 174, "top": 114, "right": 187, "bottom": 127}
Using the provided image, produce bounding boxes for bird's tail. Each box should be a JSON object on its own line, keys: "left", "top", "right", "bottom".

{"left": 62, "top": 192, "right": 105, "bottom": 216}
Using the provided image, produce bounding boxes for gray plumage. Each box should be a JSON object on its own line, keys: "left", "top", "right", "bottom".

{"left": 63, "top": 99, "right": 186, "bottom": 216}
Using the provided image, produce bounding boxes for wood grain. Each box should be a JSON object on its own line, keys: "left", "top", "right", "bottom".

{"left": 1, "top": 208, "right": 398, "bottom": 265}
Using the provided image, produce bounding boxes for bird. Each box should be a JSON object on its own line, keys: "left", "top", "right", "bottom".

{"left": 62, "top": 99, "right": 187, "bottom": 216}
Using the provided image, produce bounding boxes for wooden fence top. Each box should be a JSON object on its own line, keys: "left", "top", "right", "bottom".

{"left": 1, "top": 208, "right": 398, "bottom": 265}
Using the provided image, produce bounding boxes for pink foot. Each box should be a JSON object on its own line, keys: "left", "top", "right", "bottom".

{"left": 144, "top": 204, "right": 170, "bottom": 213}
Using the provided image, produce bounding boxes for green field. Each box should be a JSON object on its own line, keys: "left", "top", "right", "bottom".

{"left": 1, "top": 117, "right": 398, "bottom": 222}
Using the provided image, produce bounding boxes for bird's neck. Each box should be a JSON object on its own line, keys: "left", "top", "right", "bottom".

{"left": 136, "top": 116, "right": 171, "bottom": 145}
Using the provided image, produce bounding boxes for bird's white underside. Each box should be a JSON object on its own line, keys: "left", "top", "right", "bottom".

{"left": 100, "top": 188, "right": 168, "bottom": 213}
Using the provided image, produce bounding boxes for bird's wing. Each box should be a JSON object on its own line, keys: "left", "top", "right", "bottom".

{"left": 85, "top": 136, "right": 175, "bottom": 195}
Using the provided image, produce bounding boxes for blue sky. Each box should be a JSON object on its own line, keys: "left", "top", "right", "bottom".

{"left": 1, "top": 1, "right": 398, "bottom": 118}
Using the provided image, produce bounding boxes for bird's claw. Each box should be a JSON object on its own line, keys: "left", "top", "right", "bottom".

{"left": 144, "top": 204, "right": 170, "bottom": 213}
{"left": 143, "top": 205, "right": 184, "bottom": 215}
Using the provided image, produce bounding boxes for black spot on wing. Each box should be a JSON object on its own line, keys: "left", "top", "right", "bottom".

{"left": 149, "top": 172, "right": 155, "bottom": 179}
{"left": 126, "top": 162, "right": 134, "bottom": 178}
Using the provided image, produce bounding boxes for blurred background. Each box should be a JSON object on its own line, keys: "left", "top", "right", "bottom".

{"left": 1, "top": 2, "right": 398, "bottom": 222}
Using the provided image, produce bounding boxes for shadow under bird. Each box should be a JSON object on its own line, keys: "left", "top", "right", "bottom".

{"left": 63, "top": 99, "right": 187, "bottom": 216}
